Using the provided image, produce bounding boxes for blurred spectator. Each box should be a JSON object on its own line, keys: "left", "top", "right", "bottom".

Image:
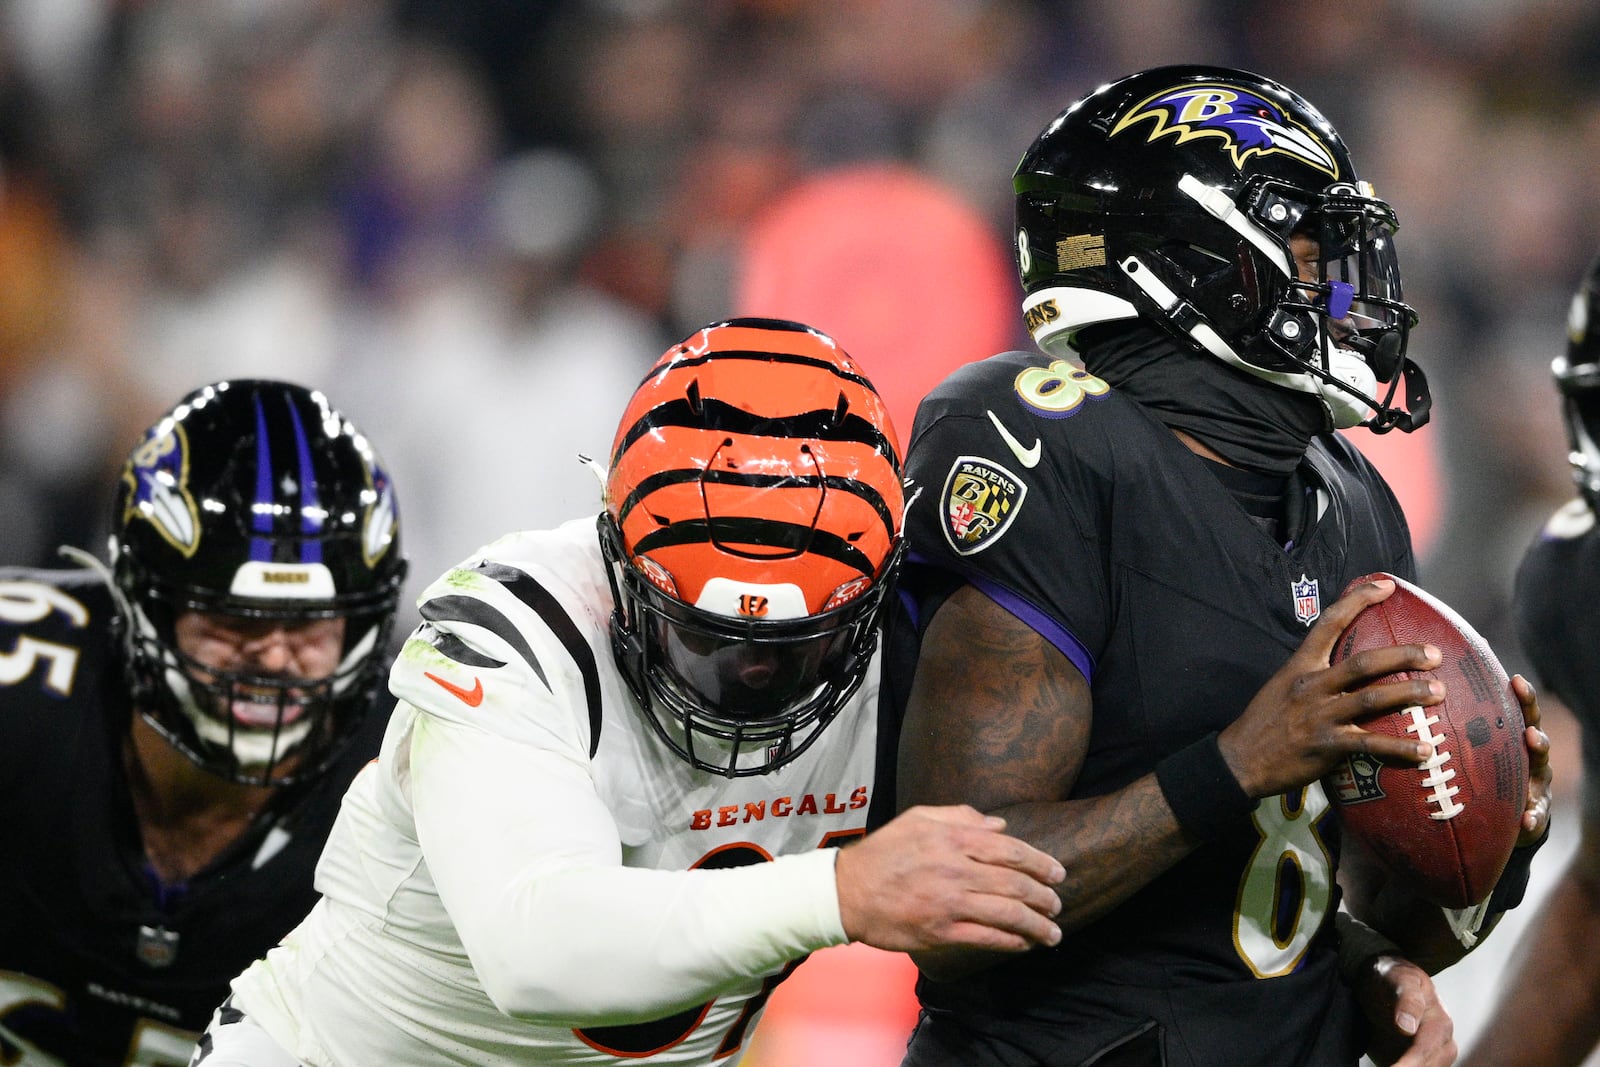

{"left": 317, "top": 39, "right": 665, "bottom": 615}
{"left": 0, "top": 46, "right": 132, "bottom": 567}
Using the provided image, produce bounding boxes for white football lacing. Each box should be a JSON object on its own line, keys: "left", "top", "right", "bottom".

{"left": 1404, "top": 705, "right": 1463, "bottom": 819}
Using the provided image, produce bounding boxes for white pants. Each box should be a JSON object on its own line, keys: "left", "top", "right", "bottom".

{"left": 190, "top": 999, "right": 303, "bottom": 1067}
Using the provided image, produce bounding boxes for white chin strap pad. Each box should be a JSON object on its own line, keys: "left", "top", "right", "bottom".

{"left": 1323, "top": 345, "right": 1378, "bottom": 429}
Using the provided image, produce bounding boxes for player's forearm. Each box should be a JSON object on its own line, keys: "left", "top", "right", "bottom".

{"left": 907, "top": 778, "right": 1190, "bottom": 982}
{"left": 989, "top": 776, "right": 1196, "bottom": 933}
{"left": 1339, "top": 879, "right": 1473, "bottom": 974}
{"left": 1345, "top": 826, "right": 1551, "bottom": 974}
{"left": 468, "top": 848, "right": 846, "bottom": 1024}
{"left": 896, "top": 590, "right": 1191, "bottom": 931}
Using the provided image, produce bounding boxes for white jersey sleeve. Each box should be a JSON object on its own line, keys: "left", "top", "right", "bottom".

{"left": 388, "top": 533, "right": 598, "bottom": 757}
{"left": 407, "top": 710, "right": 846, "bottom": 1022}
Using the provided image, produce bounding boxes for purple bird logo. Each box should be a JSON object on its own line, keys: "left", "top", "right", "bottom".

{"left": 121, "top": 422, "right": 201, "bottom": 557}
{"left": 1110, "top": 83, "right": 1339, "bottom": 178}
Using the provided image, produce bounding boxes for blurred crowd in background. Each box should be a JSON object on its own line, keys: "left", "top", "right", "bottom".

{"left": 2, "top": 1, "right": 1599, "bottom": 1058}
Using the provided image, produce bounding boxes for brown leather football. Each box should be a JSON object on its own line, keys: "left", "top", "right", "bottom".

{"left": 1325, "top": 571, "right": 1527, "bottom": 908}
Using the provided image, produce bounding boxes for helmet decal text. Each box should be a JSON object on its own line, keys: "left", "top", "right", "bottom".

{"left": 1055, "top": 233, "right": 1107, "bottom": 272}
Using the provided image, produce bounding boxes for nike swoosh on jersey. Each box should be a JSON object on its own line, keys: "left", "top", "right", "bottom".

{"left": 986, "top": 409, "right": 1042, "bottom": 468}
{"left": 424, "top": 671, "right": 485, "bottom": 707}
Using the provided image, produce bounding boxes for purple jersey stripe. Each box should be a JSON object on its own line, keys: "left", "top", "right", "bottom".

{"left": 965, "top": 573, "right": 1095, "bottom": 684}
{"left": 906, "top": 551, "right": 1095, "bottom": 683}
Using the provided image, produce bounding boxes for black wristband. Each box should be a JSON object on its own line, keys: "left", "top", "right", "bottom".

{"left": 1484, "top": 820, "right": 1552, "bottom": 917}
{"left": 1155, "top": 732, "right": 1254, "bottom": 842}
{"left": 1334, "top": 910, "right": 1403, "bottom": 987}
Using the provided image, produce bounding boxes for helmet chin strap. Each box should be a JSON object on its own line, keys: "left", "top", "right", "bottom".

{"left": 1119, "top": 256, "right": 1337, "bottom": 413}
{"left": 1118, "top": 256, "right": 1240, "bottom": 364}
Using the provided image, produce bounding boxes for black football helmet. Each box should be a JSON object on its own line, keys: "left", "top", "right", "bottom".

{"left": 1014, "top": 65, "right": 1429, "bottom": 433}
{"left": 111, "top": 380, "right": 405, "bottom": 786}
{"left": 601, "top": 319, "right": 905, "bottom": 777}
{"left": 1557, "top": 253, "right": 1600, "bottom": 509}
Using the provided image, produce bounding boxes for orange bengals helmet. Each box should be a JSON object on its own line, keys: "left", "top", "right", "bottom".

{"left": 600, "top": 317, "right": 905, "bottom": 776}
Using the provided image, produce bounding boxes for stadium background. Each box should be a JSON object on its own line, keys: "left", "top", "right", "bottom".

{"left": 0, "top": 0, "right": 1594, "bottom": 1061}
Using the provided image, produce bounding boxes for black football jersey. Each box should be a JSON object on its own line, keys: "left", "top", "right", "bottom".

{"left": 891, "top": 351, "right": 1415, "bottom": 1067}
{"left": 0, "top": 565, "right": 386, "bottom": 1066}
{"left": 1515, "top": 499, "right": 1600, "bottom": 772}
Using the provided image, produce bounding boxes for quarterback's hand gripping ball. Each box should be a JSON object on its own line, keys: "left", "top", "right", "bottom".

{"left": 1325, "top": 572, "right": 1528, "bottom": 908}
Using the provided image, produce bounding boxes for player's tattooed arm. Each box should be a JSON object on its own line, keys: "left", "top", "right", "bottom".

{"left": 896, "top": 584, "right": 1197, "bottom": 978}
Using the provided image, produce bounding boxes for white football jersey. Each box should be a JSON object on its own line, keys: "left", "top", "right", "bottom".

{"left": 227, "top": 517, "right": 881, "bottom": 1065}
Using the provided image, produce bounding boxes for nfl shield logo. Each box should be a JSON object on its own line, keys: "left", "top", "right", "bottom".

{"left": 135, "top": 924, "right": 180, "bottom": 968}
{"left": 1291, "top": 574, "right": 1320, "bottom": 626}
{"left": 1326, "top": 752, "right": 1386, "bottom": 805}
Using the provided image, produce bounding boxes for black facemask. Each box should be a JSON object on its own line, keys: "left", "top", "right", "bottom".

{"left": 1076, "top": 324, "right": 1328, "bottom": 477}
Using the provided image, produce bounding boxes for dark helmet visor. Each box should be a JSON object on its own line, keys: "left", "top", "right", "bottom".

{"left": 653, "top": 618, "right": 852, "bottom": 726}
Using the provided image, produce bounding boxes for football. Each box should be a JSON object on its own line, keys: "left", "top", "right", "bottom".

{"left": 1324, "top": 571, "right": 1527, "bottom": 908}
